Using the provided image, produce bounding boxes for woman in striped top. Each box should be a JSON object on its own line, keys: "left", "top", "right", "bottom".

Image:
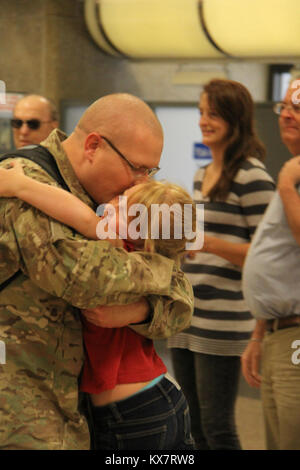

{"left": 167, "top": 79, "right": 275, "bottom": 450}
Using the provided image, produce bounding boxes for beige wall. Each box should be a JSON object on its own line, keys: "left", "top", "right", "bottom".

{"left": 0, "top": 0, "right": 269, "bottom": 116}
{"left": 0, "top": 0, "right": 122, "bottom": 107}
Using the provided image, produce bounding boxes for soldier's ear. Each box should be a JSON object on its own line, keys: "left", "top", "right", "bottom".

{"left": 84, "top": 133, "right": 101, "bottom": 162}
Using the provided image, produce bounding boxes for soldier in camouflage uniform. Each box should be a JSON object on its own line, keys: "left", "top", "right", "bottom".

{"left": 0, "top": 94, "right": 194, "bottom": 450}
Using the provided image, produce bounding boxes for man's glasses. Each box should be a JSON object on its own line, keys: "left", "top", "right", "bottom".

{"left": 273, "top": 102, "right": 300, "bottom": 116}
{"left": 11, "top": 119, "right": 53, "bottom": 130}
{"left": 101, "top": 135, "right": 160, "bottom": 178}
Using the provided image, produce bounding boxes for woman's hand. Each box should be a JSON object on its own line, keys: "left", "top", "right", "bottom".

{"left": 185, "top": 234, "right": 209, "bottom": 259}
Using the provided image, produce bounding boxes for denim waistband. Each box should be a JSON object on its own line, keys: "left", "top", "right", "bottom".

{"left": 132, "top": 374, "right": 165, "bottom": 396}
{"left": 90, "top": 375, "right": 180, "bottom": 419}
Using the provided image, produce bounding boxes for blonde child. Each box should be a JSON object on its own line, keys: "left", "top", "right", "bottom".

{"left": 0, "top": 162, "right": 196, "bottom": 450}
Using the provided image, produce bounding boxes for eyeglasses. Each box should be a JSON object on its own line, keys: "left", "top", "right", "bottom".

{"left": 273, "top": 102, "right": 300, "bottom": 116}
{"left": 101, "top": 135, "right": 160, "bottom": 178}
{"left": 11, "top": 118, "right": 53, "bottom": 130}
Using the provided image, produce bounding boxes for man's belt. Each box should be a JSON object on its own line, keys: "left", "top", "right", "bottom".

{"left": 266, "top": 315, "right": 300, "bottom": 332}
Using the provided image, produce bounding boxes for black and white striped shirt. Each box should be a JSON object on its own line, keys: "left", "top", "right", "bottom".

{"left": 168, "top": 157, "right": 275, "bottom": 356}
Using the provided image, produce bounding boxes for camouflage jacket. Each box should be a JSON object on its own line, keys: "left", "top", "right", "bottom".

{"left": 0, "top": 129, "right": 193, "bottom": 450}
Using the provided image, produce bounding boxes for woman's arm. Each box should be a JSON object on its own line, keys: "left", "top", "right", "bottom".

{"left": 201, "top": 235, "right": 250, "bottom": 267}
{"left": 0, "top": 161, "right": 99, "bottom": 239}
{"left": 196, "top": 164, "right": 275, "bottom": 267}
{"left": 187, "top": 235, "right": 249, "bottom": 267}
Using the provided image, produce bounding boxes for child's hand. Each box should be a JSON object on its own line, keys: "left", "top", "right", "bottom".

{"left": 0, "top": 161, "right": 25, "bottom": 198}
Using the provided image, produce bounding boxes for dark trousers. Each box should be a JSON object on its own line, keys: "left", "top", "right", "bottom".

{"left": 86, "top": 376, "right": 195, "bottom": 450}
{"left": 171, "top": 348, "right": 242, "bottom": 450}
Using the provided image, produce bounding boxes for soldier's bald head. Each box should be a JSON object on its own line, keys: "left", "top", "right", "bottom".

{"left": 64, "top": 93, "right": 164, "bottom": 205}
{"left": 76, "top": 93, "right": 163, "bottom": 146}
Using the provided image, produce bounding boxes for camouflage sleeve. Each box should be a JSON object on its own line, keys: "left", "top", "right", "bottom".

{"left": 129, "top": 265, "right": 194, "bottom": 339}
{"left": 97, "top": 264, "right": 194, "bottom": 340}
{"left": 3, "top": 200, "right": 175, "bottom": 308}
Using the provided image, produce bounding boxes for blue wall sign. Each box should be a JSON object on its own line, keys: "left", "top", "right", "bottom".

{"left": 193, "top": 142, "right": 212, "bottom": 160}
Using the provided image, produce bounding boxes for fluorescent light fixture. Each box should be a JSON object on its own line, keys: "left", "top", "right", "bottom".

{"left": 84, "top": 0, "right": 121, "bottom": 56}
{"left": 203, "top": 0, "right": 300, "bottom": 58}
{"left": 85, "top": 0, "right": 223, "bottom": 59}
{"left": 84, "top": 0, "right": 300, "bottom": 59}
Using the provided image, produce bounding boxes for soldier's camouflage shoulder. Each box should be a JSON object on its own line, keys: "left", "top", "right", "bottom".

{"left": 0, "top": 133, "right": 91, "bottom": 449}
{"left": 0, "top": 130, "right": 194, "bottom": 448}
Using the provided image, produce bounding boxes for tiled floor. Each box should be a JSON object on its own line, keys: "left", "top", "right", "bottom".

{"left": 155, "top": 340, "right": 266, "bottom": 450}
{"left": 236, "top": 394, "right": 265, "bottom": 450}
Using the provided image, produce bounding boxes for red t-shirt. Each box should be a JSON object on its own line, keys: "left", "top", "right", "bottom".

{"left": 79, "top": 240, "right": 166, "bottom": 394}
{"left": 80, "top": 319, "right": 166, "bottom": 393}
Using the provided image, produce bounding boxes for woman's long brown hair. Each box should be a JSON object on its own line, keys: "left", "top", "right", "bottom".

{"left": 202, "top": 79, "right": 266, "bottom": 200}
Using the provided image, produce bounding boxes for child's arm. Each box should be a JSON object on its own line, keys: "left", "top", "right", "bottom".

{"left": 0, "top": 161, "right": 100, "bottom": 240}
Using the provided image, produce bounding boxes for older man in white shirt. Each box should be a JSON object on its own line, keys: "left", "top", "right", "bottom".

{"left": 242, "top": 78, "right": 300, "bottom": 450}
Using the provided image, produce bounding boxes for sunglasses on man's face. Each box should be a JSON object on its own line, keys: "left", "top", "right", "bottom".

{"left": 10, "top": 118, "right": 52, "bottom": 130}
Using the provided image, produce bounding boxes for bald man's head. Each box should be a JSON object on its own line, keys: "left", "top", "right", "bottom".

{"left": 12, "top": 94, "right": 59, "bottom": 148}
{"left": 76, "top": 93, "right": 163, "bottom": 145}
{"left": 64, "top": 93, "right": 164, "bottom": 204}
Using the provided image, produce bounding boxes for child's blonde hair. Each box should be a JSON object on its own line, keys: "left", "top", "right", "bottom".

{"left": 126, "top": 181, "right": 197, "bottom": 261}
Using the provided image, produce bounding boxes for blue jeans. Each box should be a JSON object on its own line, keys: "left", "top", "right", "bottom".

{"left": 88, "top": 376, "right": 195, "bottom": 450}
{"left": 171, "top": 349, "right": 241, "bottom": 450}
